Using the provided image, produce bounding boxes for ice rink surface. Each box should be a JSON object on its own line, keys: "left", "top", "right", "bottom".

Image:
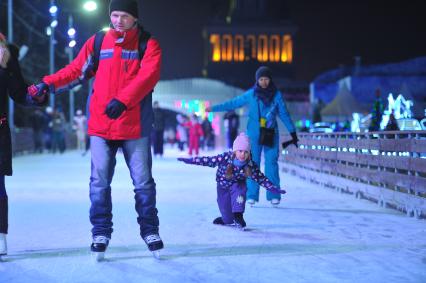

{"left": 1, "top": 148, "right": 425, "bottom": 283}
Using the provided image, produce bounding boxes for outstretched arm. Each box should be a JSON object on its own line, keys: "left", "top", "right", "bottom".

{"left": 177, "top": 152, "right": 231, "bottom": 168}
{"left": 42, "top": 35, "right": 96, "bottom": 94}
{"left": 249, "top": 162, "right": 286, "bottom": 194}
{"left": 209, "top": 89, "right": 251, "bottom": 112}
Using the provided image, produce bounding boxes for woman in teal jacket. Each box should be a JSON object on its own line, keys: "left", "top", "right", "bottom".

{"left": 207, "top": 66, "right": 298, "bottom": 206}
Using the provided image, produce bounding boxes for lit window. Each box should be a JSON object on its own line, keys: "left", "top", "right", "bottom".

{"left": 282, "top": 35, "right": 293, "bottom": 63}
{"left": 247, "top": 35, "right": 256, "bottom": 59}
{"left": 257, "top": 35, "right": 268, "bottom": 62}
{"left": 269, "top": 35, "right": 280, "bottom": 62}
{"left": 210, "top": 34, "right": 221, "bottom": 62}
{"left": 222, "top": 34, "right": 233, "bottom": 61}
{"left": 209, "top": 33, "right": 293, "bottom": 63}
{"left": 234, "top": 35, "right": 244, "bottom": 61}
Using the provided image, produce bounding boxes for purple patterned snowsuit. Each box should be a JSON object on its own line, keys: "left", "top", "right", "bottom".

{"left": 182, "top": 151, "right": 284, "bottom": 224}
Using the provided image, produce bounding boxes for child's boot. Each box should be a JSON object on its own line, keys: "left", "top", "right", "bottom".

{"left": 233, "top": 212, "right": 246, "bottom": 229}
{"left": 213, "top": 217, "right": 225, "bottom": 225}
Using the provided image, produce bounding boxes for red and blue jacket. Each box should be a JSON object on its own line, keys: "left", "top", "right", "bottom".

{"left": 43, "top": 26, "right": 162, "bottom": 140}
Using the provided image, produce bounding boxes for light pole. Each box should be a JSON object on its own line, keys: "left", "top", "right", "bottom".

{"left": 7, "top": 0, "right": 14, "bottom": 130}
{"left": 65, "top": 1, "right": 98, "bottom": 122}
{"left": 49, "top": 1, "right": 58, "bottom": 109}
{"left": 66, "top": 14, "right": 76, "bottom": 123}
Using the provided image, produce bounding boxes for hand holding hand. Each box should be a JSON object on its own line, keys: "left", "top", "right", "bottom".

{"left": 105, "top": 99, "right": 126, "bottom": 119}
{"left": 27, "top": 83, "right": 49, "bottom": 104}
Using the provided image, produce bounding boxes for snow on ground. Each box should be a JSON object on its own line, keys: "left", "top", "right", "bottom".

{"left": 0, "top": 147, "right": 425, "bottom": 283}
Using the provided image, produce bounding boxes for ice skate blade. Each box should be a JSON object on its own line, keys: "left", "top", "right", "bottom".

{"left": 152, "top": 250, "right": 161, "bottom": 260}
{"left": 224, "top": 223, "right": 247, "bottom": 231}
{"left": 92, "top": 252, "right": 105, "bottom": 262}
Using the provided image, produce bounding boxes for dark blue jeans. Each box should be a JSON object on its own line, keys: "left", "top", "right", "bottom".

{"left": 89, "top": 136, "right": 159, "bottom": 239}
{"left": 0, "top": 175, "right": 6, "bottom": 198}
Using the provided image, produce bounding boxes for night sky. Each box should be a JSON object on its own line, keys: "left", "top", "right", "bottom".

{"left": 139, "top": 0, "right": 426, "bottom": 82}
{"left": 2, "top": 0, "right": 426, "bottom": 83}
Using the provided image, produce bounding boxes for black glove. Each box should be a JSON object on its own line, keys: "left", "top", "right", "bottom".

{"left": 290, "top": 132, "right": 299, "bottom": 148}
{"left": 177, "top": 157, "right": 192, "bottom": 164}
{"left": 281, "top": 140, "right": 293, "bottom": 149}
{"left": 105, "top": 99, "right": 126, "bottom": 119}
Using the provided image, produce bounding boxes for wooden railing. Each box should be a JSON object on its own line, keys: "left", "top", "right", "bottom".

{"left": 279, "top": 131, "right": 426, "bottom": 218}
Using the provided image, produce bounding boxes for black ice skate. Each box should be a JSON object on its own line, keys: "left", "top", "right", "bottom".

{"left": 233, "top": 212, "right": 247, "bottom": 230}
{"left": 213, "top": 217, "right": 225, "bottom": 225}
{"left": 90, "top": 235, "right": 110, "bottom": 262}
{"left": 143, "top": 234, "right": 164, "bottom": 259}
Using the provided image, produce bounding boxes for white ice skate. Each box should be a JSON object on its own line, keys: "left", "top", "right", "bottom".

{"left": 247, "top": 199, "right": 255, "bottom": 207}
{"left": 90, "top": 235, "right": 109, "bottom": 262}
{"left": 234, "top": 223, "right": 248, "bottom": 231}
{"left": 91, "top": 251, "right": 105, "bottom": 262}
{"left": 0, "top": 233, "right": 7, "bottom": 260}
{"left": 143, "top": 234, "right": 164, "bottom": 260}
{"left": 152, "top": 250, "right": 161, "bottom": 260}
{"left": 271, "top": 199, "right": 280, "bottom": 207}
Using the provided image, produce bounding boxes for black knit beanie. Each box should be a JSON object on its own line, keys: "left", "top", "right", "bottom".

{"left": 109, "top": 0, "right": 139, "bottom": 18}
{"left": 255, "top": 66, "right": 272, "bottom": 81}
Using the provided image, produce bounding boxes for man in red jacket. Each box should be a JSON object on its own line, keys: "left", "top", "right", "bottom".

{"left": 28, "top": 0, "right": 163, "bottom": 258}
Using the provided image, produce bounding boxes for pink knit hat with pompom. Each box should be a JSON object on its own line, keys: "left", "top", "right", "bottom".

{"left": 233, "top": 132, "right": 250, "bottom": 152}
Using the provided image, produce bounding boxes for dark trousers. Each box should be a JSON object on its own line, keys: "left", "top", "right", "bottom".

{"left": 152, "top": 130, "right": 164, "bottom": 155}
{"left": 227, "top": 130, "right": 238, "bottom": 149}
{"left": 33, "top": 130, "right": 44, "bottom": 153}
{"left": 0, "top": 175, "right": 5, "bottom": 198}
{"left": 178, "top": 141, "right": 186, "bottom": 151}
{"left": 0, "top": 176, "right": 8, "bottom": 233}
{"left": 51, "top": 131, "right": 65, "bottom": 153}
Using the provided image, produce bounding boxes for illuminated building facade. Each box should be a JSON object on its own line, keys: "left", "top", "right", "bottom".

{"left": 207, "top": 30, "right": 294, "bottom": 64}
{"left": 203, "top": 0, "right": 307, "bottom": 102}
